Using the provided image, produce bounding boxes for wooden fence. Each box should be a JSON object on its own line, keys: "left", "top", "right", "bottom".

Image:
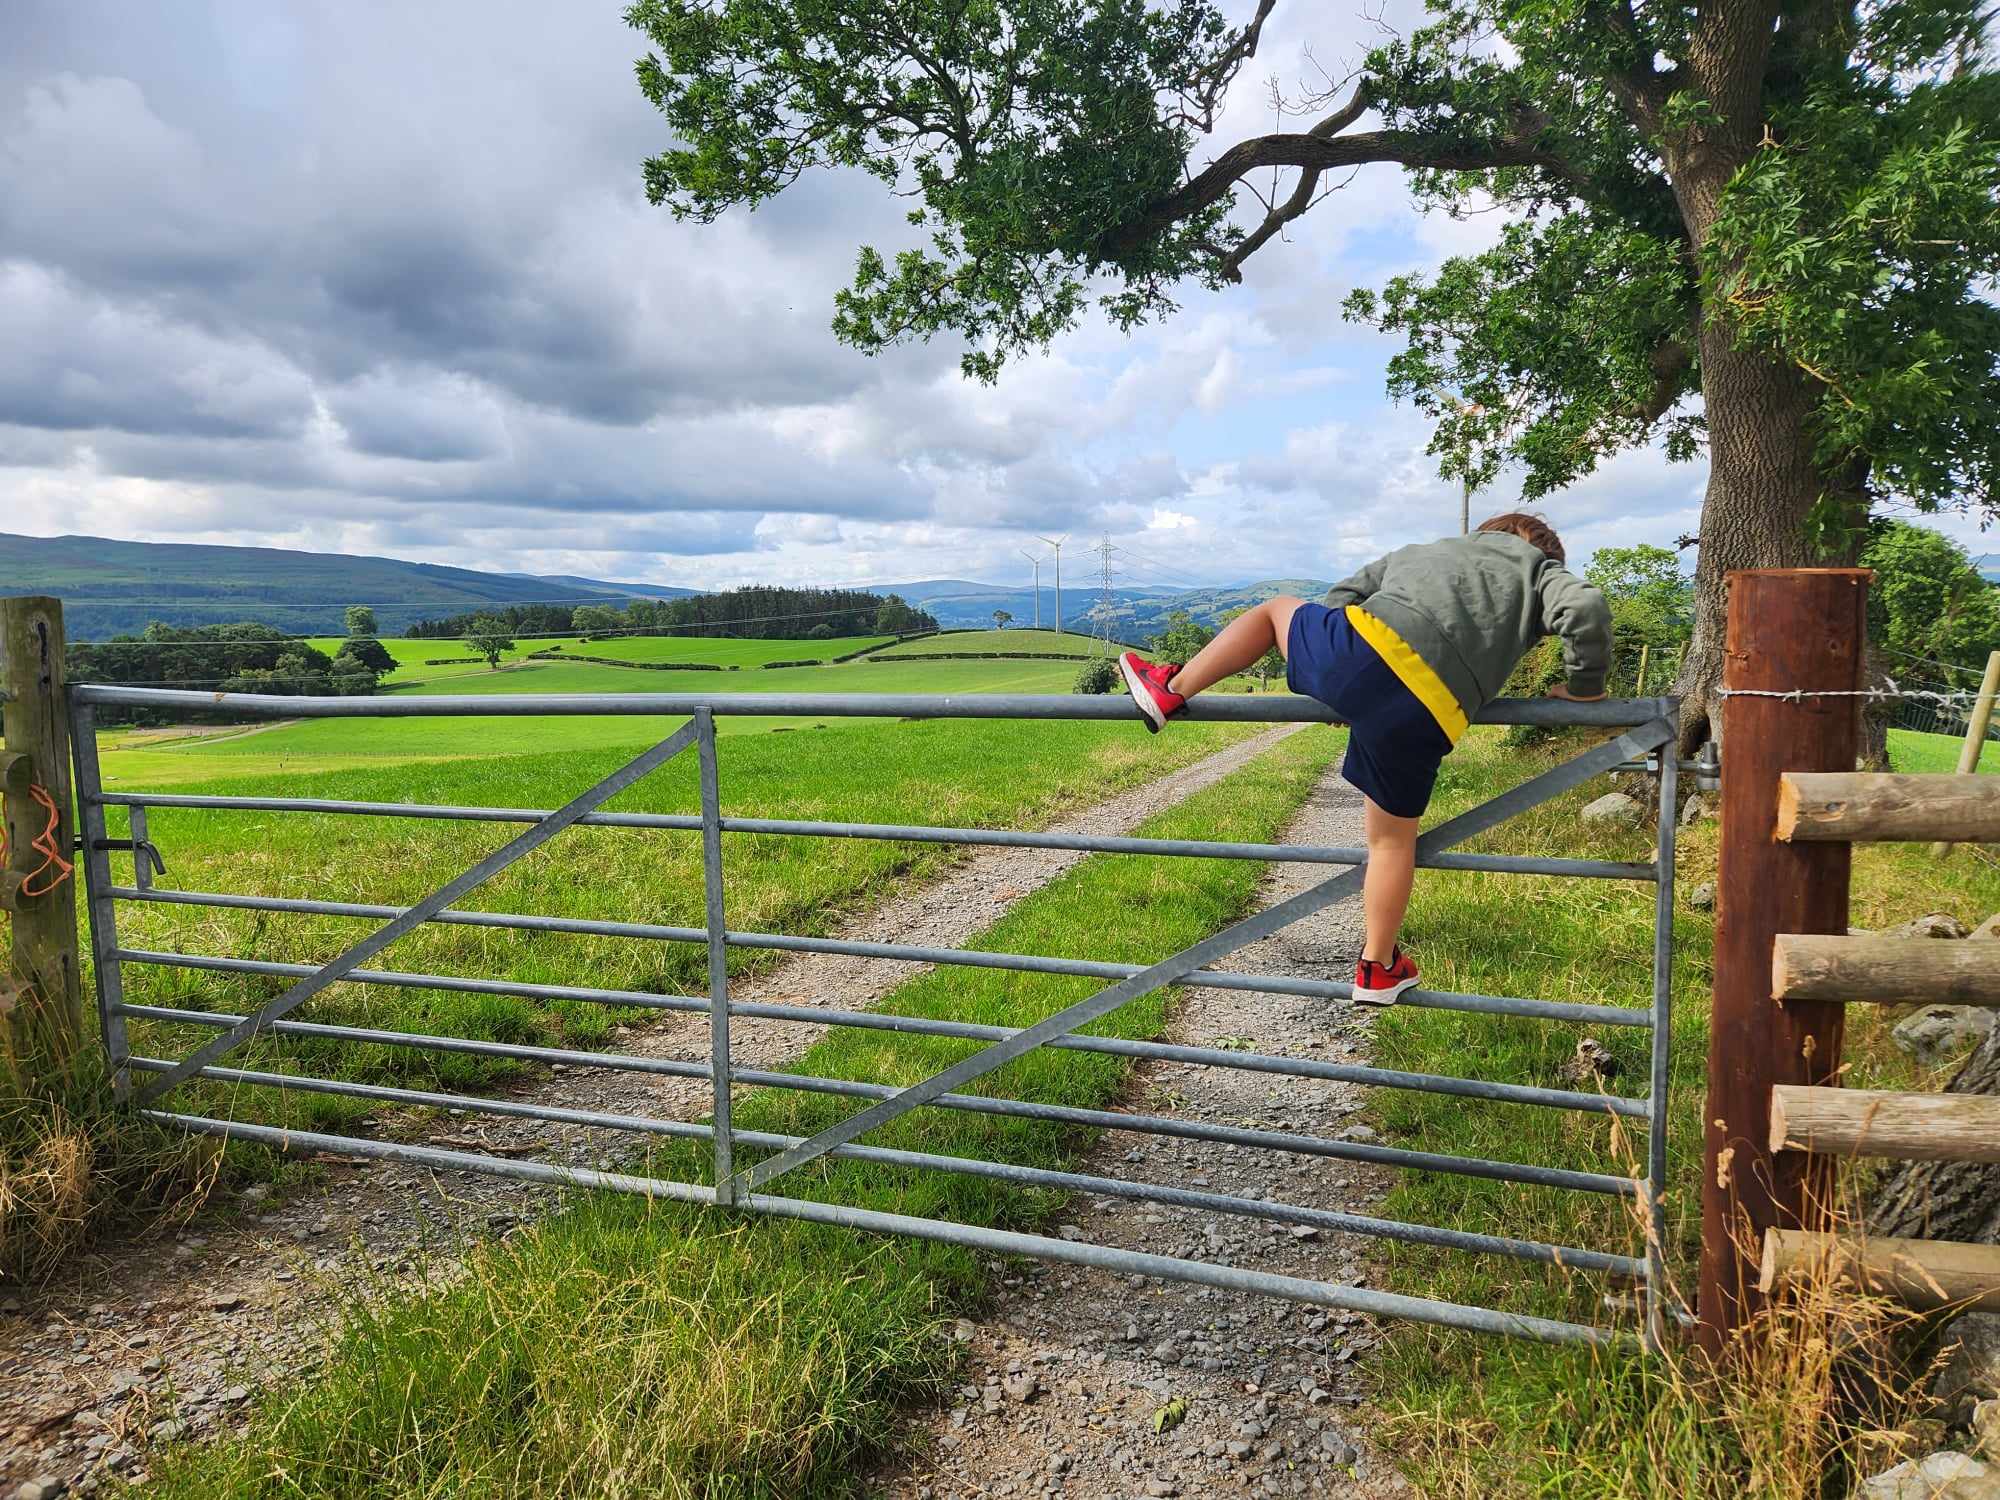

{"left": 1703, "top": 573, "right": 2000, "bottom": 1348}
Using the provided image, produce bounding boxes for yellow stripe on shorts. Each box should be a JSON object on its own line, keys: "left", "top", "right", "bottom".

{"left": 1343, "top": 605, "right": 1469, "bottom": 744}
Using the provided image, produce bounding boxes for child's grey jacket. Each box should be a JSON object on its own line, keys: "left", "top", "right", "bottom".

{"left": 1322, "top": 531, "right": 1613, "bottom": 714}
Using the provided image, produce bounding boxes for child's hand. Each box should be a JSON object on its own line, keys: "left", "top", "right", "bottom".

{"left": 1547, "top": 682, "right": 1608, "bottom": 702}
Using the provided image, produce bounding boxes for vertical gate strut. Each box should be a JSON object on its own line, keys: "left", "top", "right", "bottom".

{"left": 696, "top": 709, "right": 736, "bottom": 1205}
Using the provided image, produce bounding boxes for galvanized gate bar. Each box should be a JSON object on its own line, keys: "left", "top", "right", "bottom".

{"left": 125, "top": 1057, "right": 1644, "bottom": 1276}
{"left": 93, "top": 791, "right": 1655, "bottom": 882}
{"left": 117, "top": 1003, "right": 1637, "bottom": 1194}
{"left": 133, "top": 720, "right": 700, "bottom": 1104}
{"left": 74, "top": 683, "right": 1674, "bottom": 729}
{"left": 110, "top": 950, "right": 1648, "bottom": 1101}
{"left": 111, "top": 955, "right": 1642, "bottom": 1116}
{"left": 733, "top": 719, "right": 1675, "bottom": 1194}
{"left": 107, "top": 904, "right": 1654, "bottom": 1027}
{"left": 146, "top": 1112, "right": 1621, "bottom": 1346}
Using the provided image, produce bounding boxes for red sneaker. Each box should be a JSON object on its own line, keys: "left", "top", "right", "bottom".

{"left": 1353, "top": 947, "right": 1420, "bottom": 1006}
{"left": 1118, "top": 652, "right": 1186, "bottom": 733}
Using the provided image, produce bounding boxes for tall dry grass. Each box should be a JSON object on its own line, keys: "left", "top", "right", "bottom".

{"left": 2, "top": 969, "right": 224, "bottom": 1284}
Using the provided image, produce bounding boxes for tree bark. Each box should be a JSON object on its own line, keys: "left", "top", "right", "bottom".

{"left": 1869, "top": 1027, "right": 2000, "bottom": 1244}
{"left": 1672, "top": 334, "right": 1846, "bottom": 753}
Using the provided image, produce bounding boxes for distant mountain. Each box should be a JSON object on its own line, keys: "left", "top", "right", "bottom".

{"left": 873, "top": 576, "right": 1333, "bottom": 640}
{"left": 1, "top": 529, "right": 1334, "bottom": 647}
{"left": 0, "top": 533, "right": 695, "bottom": 640}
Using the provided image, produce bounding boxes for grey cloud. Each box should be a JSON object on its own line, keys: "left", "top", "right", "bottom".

{"left": 0, "top": 263, "right": 314, "bottom": 439}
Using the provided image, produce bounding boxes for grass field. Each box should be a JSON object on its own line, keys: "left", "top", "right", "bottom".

{"left": 1887, "top": 724, "right": 2000, "bottom": 773}
{"left": 113, "top": 710, "right": 1271, "bottom": 1131}
{"left": 871, "top": 627, "right": 1118, "bottom": 658}
{"left": 303, "top": 634, "right": 897, "bottom": 683}
{"left": 95, "top": 655, "right": 1095, "bottom": 789}
{"left": 147, "top": 726, "right": 1344, "bottom": 1499}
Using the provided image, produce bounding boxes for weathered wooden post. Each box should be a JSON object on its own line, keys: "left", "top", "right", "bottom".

{"left": 1931, "top": 647, "right": 2000, "bottom": 859}
{"left": 1, "top": 595, "right": 84, "bottom": 1076}
{"left": 1699, "top": 568, "right": 1869, "bottom": 1355}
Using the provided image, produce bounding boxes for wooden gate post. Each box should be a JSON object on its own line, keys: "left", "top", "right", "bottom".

{"left": 1, "top": 595, "right": 84, "bottom": 1077}
{"left": 1699, "top": 568, "right": 1869, "bottom": 1356}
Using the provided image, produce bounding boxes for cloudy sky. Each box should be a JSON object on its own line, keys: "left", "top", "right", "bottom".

{"left": 2, "top": 2, "right": 1988, "bottom": 593}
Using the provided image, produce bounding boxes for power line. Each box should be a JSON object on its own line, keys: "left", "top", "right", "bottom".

{"left": 1107, "top": 544, "right": 1211, "bottom": 592}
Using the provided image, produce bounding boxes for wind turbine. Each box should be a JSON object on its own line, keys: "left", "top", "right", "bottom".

{"left": 1034, "top": 534, "right": 1068, "bottom": 634}
{"left": 1020, "top": 549, "right": 1045, "bottom": 630}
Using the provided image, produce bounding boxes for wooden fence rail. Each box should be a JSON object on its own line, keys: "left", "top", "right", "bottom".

{"left": 1770, "top": 1085, "right": 2000, "bottom": 1163}
{"left": 1772, "top": 934, "right": 2000, "bottom": 1006}
{"left": 1760, "top": 1228, "right": 2000, "bottom": 1312}
{"left": 1777, "top": 771, "right": 2000, "bottom": 843}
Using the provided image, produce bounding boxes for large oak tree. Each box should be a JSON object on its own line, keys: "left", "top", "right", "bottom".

{"left": 627, "top": 0, "right": 1999, "bottom": 742}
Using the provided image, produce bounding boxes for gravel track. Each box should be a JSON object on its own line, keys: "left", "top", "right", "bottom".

{"left": 872, "top": 766, "right": 1411, "bottom": 1500}
{"left": 0, "top": 726, "right": 1305, "bottom": 1495}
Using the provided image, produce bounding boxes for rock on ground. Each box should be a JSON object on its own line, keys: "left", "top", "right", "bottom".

{"left": 1893, "top": 1007, "right": 1998, "bottom": 1069}
{"left": 1579, "top": 791, "right": 1644, "bottom": 826}
{"left": 1856, "top": 1451, "right": 2000, "bottom": 1500}
{"left": 1938, "top": 1314, "right": 2000, "bottom": 1425}
{"left": 1886, "top": 914, "right": 1973, "bottom": 941}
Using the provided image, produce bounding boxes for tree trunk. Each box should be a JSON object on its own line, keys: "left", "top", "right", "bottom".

{"left": 1672, "top": 333, "right": 1839, "bottom": 753}
{"left": 1868, "top": 1027, "right": 2000, "bottom": 1244}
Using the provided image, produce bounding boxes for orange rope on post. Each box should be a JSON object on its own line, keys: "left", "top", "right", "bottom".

{"left": 1, "top": 782, "right": 75, "bottom": 899}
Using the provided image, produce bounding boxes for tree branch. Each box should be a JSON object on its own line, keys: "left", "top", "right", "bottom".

{"left": 1103, "top": 105, "right": 1579, "bottom": 264}
{"left": 1634, "top": 338, "right": 1696, "bottom": 425}
{"left": 1212, "top": 81, "right": 1376, "bottom": 281}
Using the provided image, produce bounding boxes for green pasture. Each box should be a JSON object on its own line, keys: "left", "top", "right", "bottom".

{"left": 303, "top": 633, "right": 897, "bottom": 683}
{"left": 1887, "top": 724, "right": 2000, "bottom": 773}
{"left": 96, "top": 655, "right": 1095, "bottom": 789}
{"left": 871, "top": 627, "right": 1117, "bottom": 658}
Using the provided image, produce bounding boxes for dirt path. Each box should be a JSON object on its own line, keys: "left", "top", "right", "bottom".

{"left": 872, "top": 766, "right": 1412, "bottom": 1500}
{"left": 0, "top": 727, "right": 1300, "bottom": 1496}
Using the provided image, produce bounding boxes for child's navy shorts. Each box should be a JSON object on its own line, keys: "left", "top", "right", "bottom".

{"left": 1285, "top": 603, "right": 1454, "bottom": 818}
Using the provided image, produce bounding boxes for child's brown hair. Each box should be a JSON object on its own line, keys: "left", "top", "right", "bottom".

{"left": 1476, "top": 511, "right": 1566, "bottom": 564}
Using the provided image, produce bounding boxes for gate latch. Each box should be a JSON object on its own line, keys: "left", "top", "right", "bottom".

{"left": 91, "top": 837, "right": 168, "bottom": 880}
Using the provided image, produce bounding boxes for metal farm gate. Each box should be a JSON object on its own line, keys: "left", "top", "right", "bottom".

{"left": 71, "top": 684, "right": 1683, "bottom": 1347}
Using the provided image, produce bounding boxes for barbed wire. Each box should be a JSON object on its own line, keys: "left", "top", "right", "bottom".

{"left": 1719, "top": 681, "right": 1986, "bottom": 705}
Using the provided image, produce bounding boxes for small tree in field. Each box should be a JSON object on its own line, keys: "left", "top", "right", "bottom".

{"left": 344, "top": 605, "right": 378, "bottom": 638}
{"left": 465, "top": 616, "right": 513, "bottom": 669}
{"left": 1148, "top": 610, "right": 1214, "bottom": 667}
{"left": 993, "top": 610, "right": 1014, "bottom": 630}
{"left": 1218, "top": 606, "right": 1286, "bottom": 689}
{"left": 571, "top": 604, "right": 624, "bottom": 636}
{"left": 335, "top": 636, "right": 396, "bottom": 675}
{"left": 627, "top": 0, "right": 2000, "bottom": 747}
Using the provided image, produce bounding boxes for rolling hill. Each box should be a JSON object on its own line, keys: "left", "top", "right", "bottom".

{"left": 873, "top": 576, "right": 1333, "bottom": 638}
{"left": 0, "top": 533, "right": 694, "bottom": 639}
{"left": 2, "top": 530, "right": 1331, "bottom": 646}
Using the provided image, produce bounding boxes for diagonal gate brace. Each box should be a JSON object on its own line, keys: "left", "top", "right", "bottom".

{"left": 733, "top": 718, "right": 1674, "bottom": 1196}
{"left": 136, "top": 721, "right": 701, "bottom": 1105}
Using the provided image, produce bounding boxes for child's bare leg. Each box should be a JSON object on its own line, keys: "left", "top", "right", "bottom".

{"left": 1167, "top": 596, "right": 1303, "bottom": 698}
{"left": 1361, "top": 798, "right": 1419, "bottom": 964}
